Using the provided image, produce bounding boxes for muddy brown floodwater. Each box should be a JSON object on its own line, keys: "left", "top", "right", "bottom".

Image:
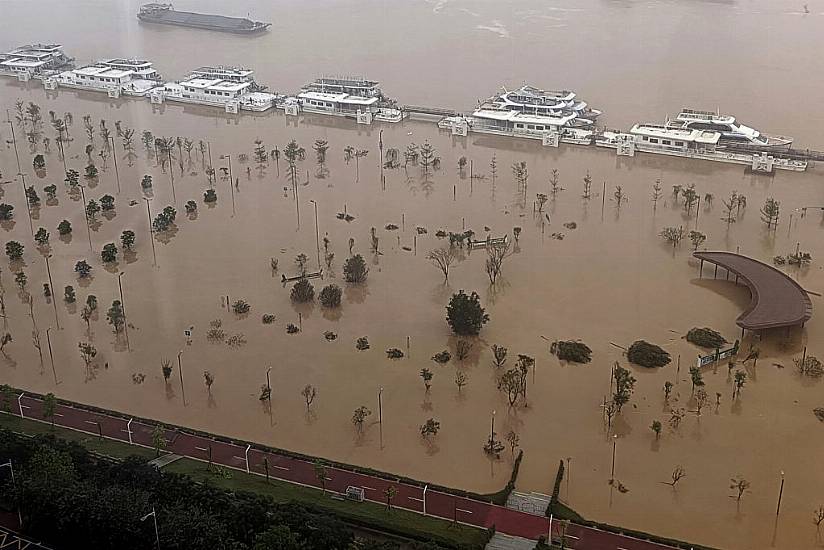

{"left": 1, "top": 1, "right": 824, "bottom": 549}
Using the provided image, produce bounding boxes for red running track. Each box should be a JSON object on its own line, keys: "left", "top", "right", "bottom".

{"left": 5, "top": 391, "right": 685, "bottom": 550}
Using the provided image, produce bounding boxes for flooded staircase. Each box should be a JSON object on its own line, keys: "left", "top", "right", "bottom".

{"left": 505, "top": 491, "right": 551, "bottom": 516}
{"left": 486, "top": 532, "right": 540, "bottom": 550}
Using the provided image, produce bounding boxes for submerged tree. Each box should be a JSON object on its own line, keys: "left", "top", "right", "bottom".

{"left": 446, "top": 290, "right": 489, "bottom": 336}
{"left": 343, "top": 254, "right": 368, "bottom": 283}
{"left": 760, "top": 197, "right": 780, "bottom": 229}
{"left": 351, "top": 406, "right": 372, "bottom": 433}
{"left": 427, "top": 247, "right": 457, "bottom": 282}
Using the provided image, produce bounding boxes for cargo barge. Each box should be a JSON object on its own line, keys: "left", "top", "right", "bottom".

{"left": 137, "top": 4, "right": 270, "bottom": 34}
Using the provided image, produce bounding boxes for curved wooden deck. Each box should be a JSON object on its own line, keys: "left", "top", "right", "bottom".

{"left": 694, "top": 251, "right": 813, "bottom": 330}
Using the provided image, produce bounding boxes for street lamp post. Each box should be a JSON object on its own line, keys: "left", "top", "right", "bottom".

{"left": 143, "top": 197, "right": 157, "bottom": 265}
{"left": 490, "top": 410, "right": 496, "bottom": 445}
{"left": 140, "top": 507, "right": 160, "bottom": 550}
{"left": 5, "top": 110, "right": 22, "bottom": 174}
{"left": 219, "top": 154, "right": 235, "bottom": 215}
{"left": 0, "top": 461, "right": 22, "bottom": 527}
{"left": 178, "top": 351, "right": 186, "bottom": 405}
{"left": 378, "top": 387, "right": 383, "bottom": 424}
{"left": 109, "top": 136, "right": 121, "bottom": 194}
{"left": 776, "top": 471, "right": 785, "bottom": 516}
{"left": 266, "top": 366, "right": 272, "bottom": 394}
{"left": 610, "top": 435, "right": 618, "bottom": 481}
{"left": 118, "top": 272, "right": 130, "bottom": 351}
{"left": 44, "top": 255, "right": 59, "bottom": 329}
{"left": 78, "top": 184, "right": 93, "bottom": 252}
{"left": 46, "top": 327, "right": 57, "bottom": 384}
{"left": 19, "top": 171, "right": 34, "bottom": 236}
{"left": 309, "top": 200, "right": 320, "bottom": 269}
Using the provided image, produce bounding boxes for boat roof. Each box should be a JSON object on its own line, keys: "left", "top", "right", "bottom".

{"left": 0, "top": 58, "right": 47, "bottom": 68}
{"left": 5, "top": 44, "right": 63, "bottom": 56}
{"left": 473, "top": 108, "right": 578, "bottom": 125}
{"left": 631, "top": 124, "right": 721, "bottom": 144}
{"left": 314, "top": 76, "right": 379, "bottom": 87}
{"left": 503, "top": 85, "right": 576, "bottom": 102}
{"left": 298, "top": 91, "right": 379, "bottom": 105}
{"left": 676, "top": 108, "right": 736, "bottom": 125}
{"left": 103, "top": 58, "right": 153, "bottom": 68}
{"left": 176, "top": 78, "right": 250, "bottom": 91}
{"left": 73, "top": 65, "right": 134, "bottom": 78}
{"left": 191, "top": 66, "right": 253, "bottom": 78}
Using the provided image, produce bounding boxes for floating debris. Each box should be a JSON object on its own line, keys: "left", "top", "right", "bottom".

{"left": 386, "top": 348, "right": 404, "bottom": 359}
{"left": 563, "top": 221, "right": 577, "bottom": 230}
{"left": 286, "top": 324, "right": 300, "bottom": 334}
{"left": 324, "top": 331, "right": 338, "bottom": 341}
{"left": 356, "top": 337, "right": 370, "bottom": 351}
{"left": 432, "top": 350, "right": 451, "bottom": 364}
{"left": 385, "top": 224, "right": 399, "bottom": 230}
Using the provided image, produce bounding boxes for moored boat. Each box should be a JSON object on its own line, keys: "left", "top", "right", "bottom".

{"left": 53, "top": 58, "right": 163, "bottom": 97}
{"left": 282, "top": 76, "right": 404, "bottom": 124}
{"left": 596, "top": 124, "right": 806, "bottom": 172}
{"left": 137, "top": 4, "right": 270, "bottom": 34}
{"left": 153, "top": 66, "right": 279, "bottom": 113}
{"left": 0, "top": 44, "right": 73, "bottom": 79}
{"left": 667, "top": 108, "right": 792, "bottom": 148}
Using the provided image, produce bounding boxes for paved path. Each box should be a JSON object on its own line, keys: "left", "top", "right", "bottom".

{"left": 4, "top": 391, "right": 688, "bottom": 550}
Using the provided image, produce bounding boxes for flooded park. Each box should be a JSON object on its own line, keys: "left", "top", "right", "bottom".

{"left": 1, "top": 1, "right": 823, "bottom": 549}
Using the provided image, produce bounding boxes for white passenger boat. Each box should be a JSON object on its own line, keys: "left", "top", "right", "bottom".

{"left": 667, "top": 109, "right": 792, "bottom": 148}
{"left": 596, "top": 124, "right": 806, "bottom": 172}
{"left": 282, "top": 76, "right": 404, "bottom": 124}
{"left": 0, "top": 44, "right": 73, "bottom": 80}
{"left": 490, "top": 85, "right": 602, "bottom": 120}
{"left": 153, "top": 66, "right": 278, "bottom": 113}
{"left": 53, "top": 59, "right": 163, "bottom": 97}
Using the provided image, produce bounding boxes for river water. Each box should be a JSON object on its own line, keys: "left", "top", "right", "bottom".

{"left": 1, "top": 1, "right": 823, "bottom": 549}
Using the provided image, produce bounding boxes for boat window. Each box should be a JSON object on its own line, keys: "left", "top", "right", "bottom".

{"left": 649, "top": 138, "right": 659, "bottom": 144}
{"left": 662, "top": 139, "right": 671, "bottom": 145}
{"left": 527, "top": 125, "right": 535, "bottom": 130}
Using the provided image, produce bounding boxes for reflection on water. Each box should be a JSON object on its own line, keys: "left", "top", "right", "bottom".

{"left": 1, "top": 1, "right": 823, "bottom": 549}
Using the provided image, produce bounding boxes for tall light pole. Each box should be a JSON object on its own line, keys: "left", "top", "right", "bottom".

{"left": 219, "top": 154, "right": 235, "bottom": 216}
{"left": 118, "top": 272, "right": 130, "bottom": 351}
{"left": 19, "top": 172, "right": 34, "bottom": 236}
{"left": 776, "top": 471, "right": 785, "bottom": 516}
{"left": 78, "top": 184, "right": 93, "bottom": 252}
{"left": 44, "top": 255, "right": 59, "bottom": 329}
{"left": 140, "top": 507, "right": 160, "bottom": 550}
{"left": 178, "top": 350, "right": 186, "bottom": 405}
{"left": 266, "top": 366, "right": 272, "bottom": 394}
{"left": 109, "top": 135, "right": 121, "bottom": 194}
{"left": 143, "top": 197, "right": 157, "bottom": 266}
{"left": 610, "top": 434, "right": 618, "bottom": 481}
{"left": 309, "top": 199, "right": 320, "bottom": 269}
{"left": 378, "top": 386, "right": 383, "bottom": 425}
{"left": 490, "top": 410, "right": 496, "bottom": 445}
{"left": 0, "top": 461, "right": 22, "bottom": 527}
{"left": 5, "top": 110, "right": 22, "bottom": 175}
{"left": 46, "top": 327, "right": 57, "bottom": 384}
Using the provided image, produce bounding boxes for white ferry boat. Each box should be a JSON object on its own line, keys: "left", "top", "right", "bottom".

{"left": 489, "top": 85, "right": 601, "bottom": 120}
{"left": 53, "top": 59, "right": 163, "bottom": 97}
{"left": 666, "top": 108, "right": 792, "bottom": 148}
{"left": 0, "top": 44, "right": 73, "bottom": 80}
{"left": 596, "top": 124, "right": 805, "bottom": 173}
{"left": 282, "top": 76, "right": 404, "bottom": 124}
{"left": 153, "top": 66, "right": 278, "bottom": 113}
